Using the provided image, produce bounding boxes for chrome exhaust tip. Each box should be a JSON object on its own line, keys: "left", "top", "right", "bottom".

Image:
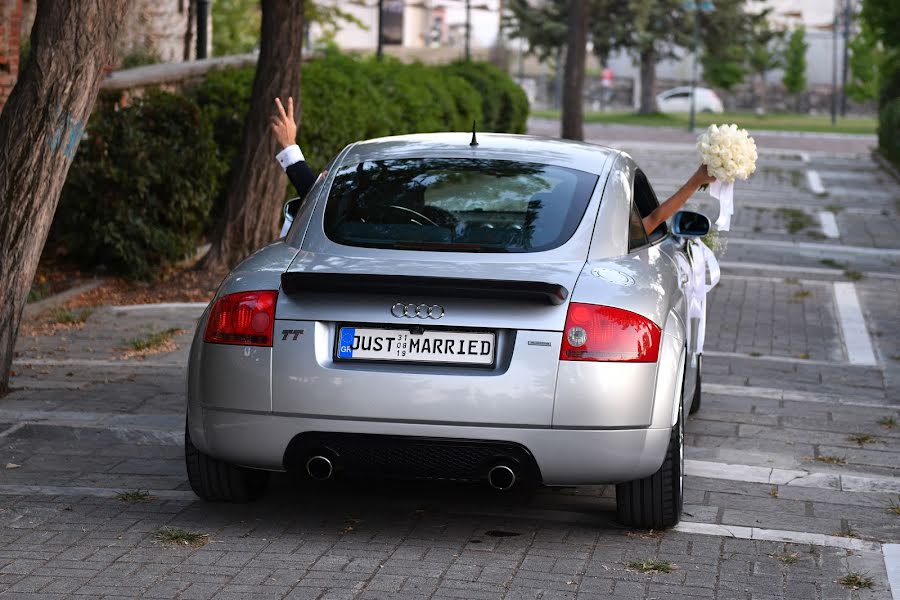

{"left": 305, "top": 455, "right": 334, "bottom": 481}
{"left": 488, "top": 465, "right": 516, "bottom": 491}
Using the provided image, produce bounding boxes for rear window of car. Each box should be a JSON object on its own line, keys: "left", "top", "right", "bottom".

{"left": 322, "top": 158, "right": 599, "bottom": 253}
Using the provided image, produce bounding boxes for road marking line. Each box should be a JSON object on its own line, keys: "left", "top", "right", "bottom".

{"left": 720, "top": 261, "right": 900, "bottom": 281}
{"left": 833, "top": 282, "right": 878, "bottom": 366}
{"left": 727, "top": 238, "right": 900, "bottom": 258}
{"left": 806, "top": 170, "right": 827, "bottom": 196}
{"left": 704, "top": 382, "right": 889, "bottom": 408}
{"left": 674, "top": 522, "right": 881, "bottom": 552}
{"left": 110, "top": 302, "right": 208, "bottom": 312}
{"left": 703, "top": 351, "right": 860, "bottom": 368}
{"left": 818, "top": 211, "right": 840, "bottom": 238}
{"left": 684, "top": 459, "right": 900, "bottom": 494}
{"left": 884, "top": 545, "right": 900, "bottom": 600}
{"left": 0, "top": 484, "right": 195, "bottom": 500}
{"left": 12, "top": 358, "right": 183, "bottom": 369}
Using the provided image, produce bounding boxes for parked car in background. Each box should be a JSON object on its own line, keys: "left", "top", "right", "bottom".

{"left": 185, "top": 133, "right": 712, "bottom": 529}
{"left": 657, "top": 87, "right": 724, "bottom": 114}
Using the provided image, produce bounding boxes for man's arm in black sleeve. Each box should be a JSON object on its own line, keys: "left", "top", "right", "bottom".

{"left": 286, "top": 160, "right": 316, "bottom": 199}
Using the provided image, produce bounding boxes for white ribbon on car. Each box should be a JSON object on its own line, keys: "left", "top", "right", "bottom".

{"left": 709, "top": 179, "right": 735, "bottom": 231}
{"left": 679, "top": 239, "right": 721, "bottom": 365}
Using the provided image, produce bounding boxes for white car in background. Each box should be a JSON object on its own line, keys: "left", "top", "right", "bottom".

{"left": 657, "top": 87, "right": 724, "bottom": 114}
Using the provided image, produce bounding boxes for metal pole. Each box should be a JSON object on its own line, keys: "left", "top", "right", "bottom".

{"left": 831, "top": 1, "right": 838, "bottom": 125}
{"left": 840, "top": 0, "right": 851, "bottom": 116}
{"left": 688, "top": 6, "right": 699, "bottom": 132}
{"left": 466, "top": 0, "right": 473, "bottom": 61}
{"left": 554, "top": 46, "right": 563, "bottom": 110}
{"left": 196, "top": 0, "right": 209, "bottom": 59}
{"left": 377, "top": 0, "right": 384, "bottom": 60}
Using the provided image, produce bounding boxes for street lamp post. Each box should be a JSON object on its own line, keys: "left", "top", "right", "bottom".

{"left": 684, "top": 0, "right": 714, "bottom": 132}
{"left": 377, "top": 0, "right": 385, "bottom": 60}
{"left": 196, "top": 0, "right": 210, "bottom": 59}
{"left": 465, "top": 0, "right": 472, "bottom": 61}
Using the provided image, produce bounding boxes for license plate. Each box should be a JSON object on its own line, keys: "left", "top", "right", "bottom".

{"left": 336, "top": 327, "right": 495, "bottom": 366}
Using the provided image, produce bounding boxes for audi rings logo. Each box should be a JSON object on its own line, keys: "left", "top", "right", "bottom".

{"left": 391, "top": 303, "right": 445, "bottom": 319}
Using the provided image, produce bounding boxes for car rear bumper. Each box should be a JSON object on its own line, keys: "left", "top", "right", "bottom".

{"left": 193, "top": 408, "right": 671, "bottom": 485}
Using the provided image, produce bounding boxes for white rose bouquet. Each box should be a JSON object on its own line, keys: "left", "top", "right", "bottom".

{"left": 696, "top": 124, "right": 757, "bottom": 231}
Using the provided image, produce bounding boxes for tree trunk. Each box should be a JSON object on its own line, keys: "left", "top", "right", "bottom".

{"left": 638, "top": 45, "right": 658, "bottom": 114}
{"left": 756, "top": 71, "right": 767, "bottom": 114}
{"left": 201, "top": 0, "right": 305, "bottom": 272}
{"left": 0, "top": 0, "right": 128, "bottom": 395}
{"left": 561, "top": 0, "right": 588, "bottom": 141}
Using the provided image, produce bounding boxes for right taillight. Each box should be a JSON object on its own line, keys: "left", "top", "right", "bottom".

{"left": 560, "top": 303, "right": 661, "bottom": 363}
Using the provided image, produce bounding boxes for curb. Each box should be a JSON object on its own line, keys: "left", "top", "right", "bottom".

{"left": 24, "top": 279, "right": 107, "bottom": 319}
{"left": 872, "top": 149, "right": 900, "bottom": 183}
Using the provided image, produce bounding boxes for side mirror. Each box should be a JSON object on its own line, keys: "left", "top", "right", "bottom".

{"left": 281, "top": 197, "right": 303, "bottom": 238}
{"left": 672, "top": 210, "right": 710, "bottom": 238}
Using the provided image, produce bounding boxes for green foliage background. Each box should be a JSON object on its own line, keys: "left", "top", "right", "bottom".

{"left": 860, "top": 0, "right": 900, "bottom": 166}
{"left": 56, "top": 92, "right": 224, "bottom": 279}
{"left": 57, "top": 54, "right": 528, "bottom": 278}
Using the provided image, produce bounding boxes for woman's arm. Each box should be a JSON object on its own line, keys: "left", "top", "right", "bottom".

{"left": 642, "top": 165, "right": 715, "bottom": 235}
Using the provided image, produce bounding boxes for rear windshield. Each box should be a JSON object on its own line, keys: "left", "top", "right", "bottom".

{"left": 323, "top": 158, "right": 599, "bottom": 253}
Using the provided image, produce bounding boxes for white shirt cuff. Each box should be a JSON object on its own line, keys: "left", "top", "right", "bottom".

{"left": 275, "top": 145, "right": 304, "bottom": 170}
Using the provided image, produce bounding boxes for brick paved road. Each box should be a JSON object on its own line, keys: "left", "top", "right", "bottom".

{"left": 1, "top": 128, "right": 897, "bottom": 599}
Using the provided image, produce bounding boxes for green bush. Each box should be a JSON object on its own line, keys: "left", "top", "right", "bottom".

{"left": 56, "top": 91, "right": 224, "bottom": 279}
{"left": 299, "top": 52, "right": 395, "bottom": 170}
{"left": 879, "top": 98, "right": 900, "bottom": 166}
{"left": 445, "top": 61, "right": 529, "bottom": 133}
{"left": 58, "top": 53, "right": 529, "bottom": 279}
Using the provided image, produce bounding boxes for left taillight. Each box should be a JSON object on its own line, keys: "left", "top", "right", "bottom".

{"left": 203, "top": 290, "right": 278, "bottom": 347}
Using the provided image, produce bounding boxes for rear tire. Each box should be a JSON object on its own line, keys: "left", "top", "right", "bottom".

{"left": 185, "top": 428, "right": 269, "bottom": 502}
{"left": 689, "top": 353, "right": 702, "bottom": 415}
{"left": 615, "top": 402, "right": 683, "bottom": 529}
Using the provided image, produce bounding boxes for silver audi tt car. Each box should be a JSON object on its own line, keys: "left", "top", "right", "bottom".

{"left": 186, "top": 133, "right": 711, "bottom": 528}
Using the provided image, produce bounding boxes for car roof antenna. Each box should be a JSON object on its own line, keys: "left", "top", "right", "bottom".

{"left": 469, "top": 121, "right": 478, "bottom": 147}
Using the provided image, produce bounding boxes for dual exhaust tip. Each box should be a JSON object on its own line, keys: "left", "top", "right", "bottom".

{"left": 304, "top": 454, "right": 518, "bottom": 491}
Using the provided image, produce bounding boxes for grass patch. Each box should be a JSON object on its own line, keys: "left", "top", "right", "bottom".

{"left": 843, "top": 270, "right": 864, "bottom": 281}
{"left": 776, "top": 208, "right": 816, "bottom": 234}
{"left": 126, "top": 328, "right": 182, "bottom": 352}
{"left": 625, "top": 559, "right": 675, "bottom": 574}
{"left": 748, "top": 351, "right": 763, "bottom": 357}
{"left": 847, "top": 433, "right": 878, "bottom": 446}
{"left": 878, "top": 415, "right": 897, "bottom": 428}
{"left": 890, "top": 355, "right": 900, "bottom": 362}
{"left": 792, "top": 289, "right": 812, "bottom": 300}
{"left": 838, "top": 572, "right": 874, "bottom": 590}
{"left": 834, "top": 524, "right": 859, "bottom": 538}
{"left": 820, "top": 258, "right": 844, "bottom": 269}
{"left": 784, "top": 277, "right": 800, "bottom": 284}
{"left": 770, "top": 551, "right": 798, "bottom": 564}
{"left": 824, "top": 203, "right": 844, "bottom": 214}
{"left": 797, "top": 352, "right": 810, "bottom": 359}
{"left": 50, "top": 307, "right": 93, "bottom": 325}
{"left": 529, "top": 110, "right": 878, "bottom": 134}
{"left": 27, "top": 281, "right": 52, "bottom": 303}
{"left": 153, "top": 527, "right": 209, "bottom": 548}
{"left": 816, "top": 454, "right": 847, "bottom": 465}
{"left": 114, "top": 490, "right": 155, "bottom": 503}
{"left": 887, "top": 497, "right": 900, "bottom": 516}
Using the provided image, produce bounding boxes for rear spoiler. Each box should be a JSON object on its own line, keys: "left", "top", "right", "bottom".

{"left": 281, "top": 272, "right": 569, "bottom": 306}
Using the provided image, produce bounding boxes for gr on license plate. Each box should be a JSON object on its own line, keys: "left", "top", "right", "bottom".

{"left": 337, "top": 327, "right": 495, "bottom": 366}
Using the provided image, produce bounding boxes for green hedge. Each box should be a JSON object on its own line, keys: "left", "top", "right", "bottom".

{"left": 56, "top": 91, "right": 224, "bottom": 279}
{"left": 878, "top": 53, "right": 900, "bottom": 168}
{"left": 58, "top": 53, "right": 529, "bottom": 278}
{"left": 879, "top": 98, "right": 900, "bottom": 167}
